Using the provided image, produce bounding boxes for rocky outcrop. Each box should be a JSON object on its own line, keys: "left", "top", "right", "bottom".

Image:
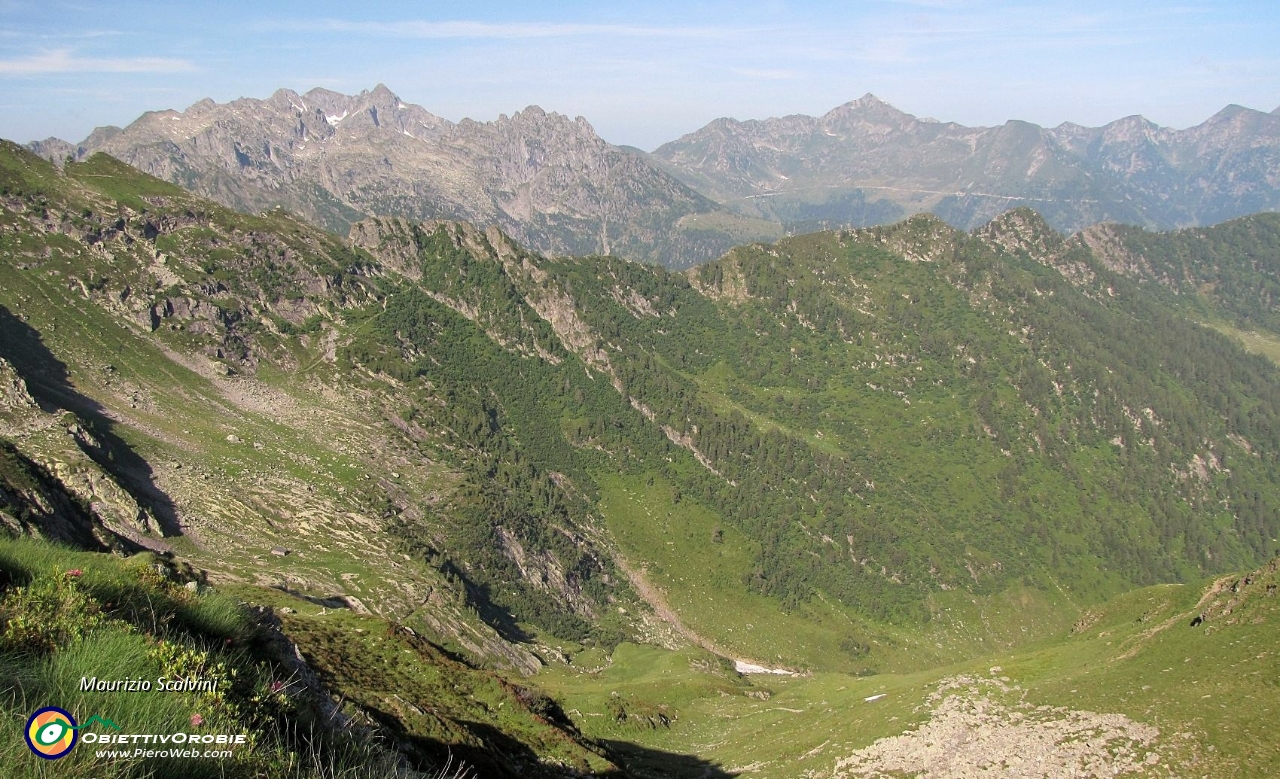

{"left": 0, "top": 357, "right": 155, "bottom": 550}
{"left": 0, "top": 438, "right": 106, "bottom": 549}
{"left": 0, "top": 358, "right": 37, "bottom": 414}
{"left": 1074, "top": 223, "right": 1158, "bottom": 280}
{"left": 348, "top": 216, "right": 424, "bottom": 280}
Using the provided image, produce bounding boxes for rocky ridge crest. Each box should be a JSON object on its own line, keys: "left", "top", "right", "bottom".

{"left": 653, "top": 97, "right": 1280, "bottom": 234}
{"left": 32, "top": 86, "right": 741, "bottom": 268}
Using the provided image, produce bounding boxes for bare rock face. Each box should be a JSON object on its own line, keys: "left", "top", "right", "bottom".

{"left": 38, "top": 85, "right": 736, "bottom": 268}
{"left": 0, "top": 357, "right": 37, "bottom": 412}
{"left": 653, "top": 95, "right": 1280, "bottom": 234}
{"left": 28, "top": 137, "right": 77, "bottom": 165}
{"left": 348, "top": 216, "right": 424, "bottom": 280}
{"left": 0, "top": 358, "right": 154, "bottom": 550}
{"left": 0, "top": 445, "right": 107, "bottom": 549}
{"left": 1074, "top": 223, "right": 1157, "bottom": 280}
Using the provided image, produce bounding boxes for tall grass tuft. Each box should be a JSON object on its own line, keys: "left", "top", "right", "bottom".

{"left": 0, "top": 536, "right": 436, "bottom": 778}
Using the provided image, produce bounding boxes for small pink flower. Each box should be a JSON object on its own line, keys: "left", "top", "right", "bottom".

{"left": 270, "top": 680, "right": 285, "bottom": 694}
{"left": 190, "top": 713, "right": 204, "bottom": 727}
{"left": 66, "top": 569, "right": 83, "bottom": 578}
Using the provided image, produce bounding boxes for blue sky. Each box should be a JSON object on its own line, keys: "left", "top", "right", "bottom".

{"left": 0, "top": 1, "right": 1277, "bottom": 150}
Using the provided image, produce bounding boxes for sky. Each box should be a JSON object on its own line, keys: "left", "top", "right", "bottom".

{"left": 0, "top": 0, "right": 1277, "bottom": 151}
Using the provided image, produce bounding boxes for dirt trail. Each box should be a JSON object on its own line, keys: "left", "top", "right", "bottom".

{"left": 611, "top": 552, "right": 798, "bottom": 675}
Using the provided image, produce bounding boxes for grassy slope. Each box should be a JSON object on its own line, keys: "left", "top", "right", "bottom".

{"left": 596, "top": 472, "right": 1078, "bottom": 675}
{"left": 0, "top": 537, "right": 383, "bottom": 779}
{"left": 529, "top": 222, "right": 1280, "bottom": 678}
{"left": 1205, "top": 319, "right": 1280, "bottom": 366}
{"left": 223, "top": 585, "right": 621, "bottom": 777}
{"left": 0, "top": 147, "right": 641, "bottom": 774}
{"left": 541, "top": 559, "right": 1280, "bottom": 778}
{"left": 11, "top": 144, "right": 1278, "bottom": 675}
{"left": 0, "top": 536, "right": 622, "bottom": 778}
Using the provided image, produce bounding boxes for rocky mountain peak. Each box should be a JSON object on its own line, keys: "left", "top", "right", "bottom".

{"left": 826, "top": 93, "right": 902, "bottom": 117}
{"left": 262, "top": 89, "right": 319, "bottom": 121}
{"left": 1100, "top": 114, "right": 1162, "bottom": 145}
{"left": 851, "top": 92, "right": 887, "bottom": 108}
{"left": 498, "top": 105, "right": 595, "bottom": 137}
{"left": 27, "top": 137, "right": 76, "bottom": 163}
{"left": 368, "top": 83, "right": 398, "bottom": 102}
{"left": 978, "top": 119, "right": 1049, "bottom": 160}
{"left": 997, "top": 118, "right": 1045, "bottom": 135}
{"left": 351, "top": 83, "right": 407, "bottom": 119}
{"left": 82, "top": 126, "right": 122, "bottom": 147}
{"left": 975, "top": 207, "right": 1065, "bottom": 258}
{"left": 657, "top": 96, "right": 1280, "bottom": 235}
{"left": 820, "top": 93, "right": 917, "bottom": 136}
{"left": 986, "top": 205, "right": 1054, "bottom": 233}
{"left": 298, "top": 87, "right": 351, "bottom": 115}
{"left": 283, "top": 85, "right": 449, "bottom": 137}
{"left": 1211, "top": 103, "right": 1250, "bottom": 120}
{"left": 1179, "top": 103, "right": 1279, "bottom": 154}
{"left": 692, "top": 116, "right": 751, "bottom": 139}
{"left": 1200, "top": 103, "right": 1277, "bottom": 131}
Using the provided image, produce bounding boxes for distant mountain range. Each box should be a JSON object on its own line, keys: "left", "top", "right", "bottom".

{"left": 28, "top": 85, "right": 773, "bottom": 269}
{"left": 652, "top": 94, "right": 1280, "bottom": 235}
{"left": 28, "top": 88, "right": 1280, "bottom": 266}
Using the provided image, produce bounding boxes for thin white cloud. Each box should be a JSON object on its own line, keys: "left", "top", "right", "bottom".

{"left": 268, "top": 18, "right": 742, "bottom": 40}
{"left": 875, "top": 0, "right": 972, "bottom": 7}
{"left": 0, "top": 48, "right": 195, "bottom": 75}
{"left": 0, "top": 28, "right": 122, "bottom": 39}
{"left": 729, "top": 67, "right": 802, "bottom": 80}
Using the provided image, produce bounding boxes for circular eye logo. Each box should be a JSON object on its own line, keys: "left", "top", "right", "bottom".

{"left": 25, "top": 707, "right": 77, "bottom": 759}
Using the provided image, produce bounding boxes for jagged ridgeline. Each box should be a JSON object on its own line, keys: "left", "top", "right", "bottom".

{"left": 3, "top": 142, "right": 1280, "bottom": 672}
{"left": 1075, "top": 213, "right": 1280, "bottom": 333}
{"left": 30, "top": 85, "right": 778, "bottom": 270}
